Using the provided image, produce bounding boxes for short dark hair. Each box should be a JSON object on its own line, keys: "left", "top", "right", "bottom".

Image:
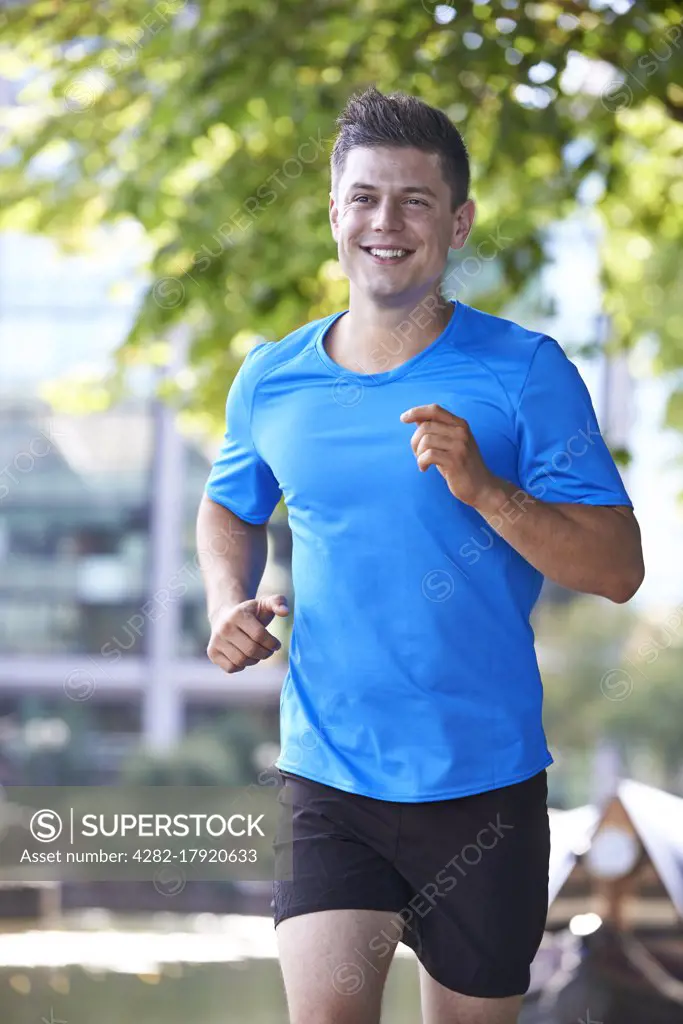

{"left": 331, "top": 86, "right": 470, "bottom": 211}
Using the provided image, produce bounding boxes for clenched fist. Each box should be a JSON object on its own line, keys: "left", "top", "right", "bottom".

{"left": 207, "top": 594, "right": 290, "bottom": 674}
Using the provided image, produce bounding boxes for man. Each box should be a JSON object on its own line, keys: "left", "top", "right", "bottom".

{"left": 197, "top": 87, "right": 644, "bottom": 1024}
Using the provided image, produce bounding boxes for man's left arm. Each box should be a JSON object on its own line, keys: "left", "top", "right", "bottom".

{"left": 400, "top": 402, "right": 645, "bottom": 605}
{"left": 471, "top": 477, "right": 644, "bottom": 604}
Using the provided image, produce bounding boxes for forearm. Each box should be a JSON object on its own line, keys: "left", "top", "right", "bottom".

{"left": 196, "top": 495, "right": 269, "bottom": 621}
{"left": 472, "top": 476, "right": 643, "bottom": 603}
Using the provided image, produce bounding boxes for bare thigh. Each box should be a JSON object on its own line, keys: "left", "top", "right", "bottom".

{"left": 276, "top": 908, "right": 404, "bottom": 1024}
{"left": 419, "top": 963, "right": 524, "bottom": 1024}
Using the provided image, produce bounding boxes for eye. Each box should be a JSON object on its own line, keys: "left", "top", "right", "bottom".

{"left": 405, "top": 198, "right": 428, "bottom": 206}
{"left": 351, "top": 194, "right": 372, "bottom": 203}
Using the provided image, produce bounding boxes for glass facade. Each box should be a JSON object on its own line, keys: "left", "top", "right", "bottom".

{"left": 0, "top": 225, "right": 289, "bottom": 779}
{"left": 0, "top": 402, "right": 151, "bottom": 655}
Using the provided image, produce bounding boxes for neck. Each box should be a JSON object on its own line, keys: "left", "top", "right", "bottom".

{"left": 335, "top": 285, "right": 455, "bottom": 375}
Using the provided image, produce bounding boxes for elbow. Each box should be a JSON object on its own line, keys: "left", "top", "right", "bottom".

{"left": 607, "top": 561, "right": 645, "bottom": 605}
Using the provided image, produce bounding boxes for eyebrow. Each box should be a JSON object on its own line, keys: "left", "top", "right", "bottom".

{"left": 346, "top": 182, "right": 438, "bottom": 199}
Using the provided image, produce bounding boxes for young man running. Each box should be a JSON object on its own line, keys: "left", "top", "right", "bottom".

{"left": 197, "top": 87, "right": 644, "bottom": 1024}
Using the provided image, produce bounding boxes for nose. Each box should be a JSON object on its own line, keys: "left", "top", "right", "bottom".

{"left": 371, "top": 197, "right": 404, "bottom": 233}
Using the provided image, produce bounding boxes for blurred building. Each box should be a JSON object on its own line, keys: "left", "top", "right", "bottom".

{"left": 523, "top": 778, "right": 683, "bottom": 1024}
{"left": 0, "top": 229, "right": 289, "bottom": 780}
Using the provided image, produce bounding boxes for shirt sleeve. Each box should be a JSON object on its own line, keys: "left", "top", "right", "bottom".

{"left": 204, "top": 347, "right": 282, "bottom": 524}
{"left": 516, "top": 337, "right": 633, "bottom": 507}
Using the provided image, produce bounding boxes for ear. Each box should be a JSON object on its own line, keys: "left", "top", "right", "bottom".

{"left": 329, "top": 191, "right": 340, "bottom": 242}
{"left": 449, "top": 198, "right": 476, "bottom": 252}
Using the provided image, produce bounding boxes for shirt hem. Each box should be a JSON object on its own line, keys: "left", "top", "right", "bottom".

{"left": 204, "top": 487, "right": 272, "bottom": 525}
{"left": 273, "top": 753, "right": 555, "bottom": 803}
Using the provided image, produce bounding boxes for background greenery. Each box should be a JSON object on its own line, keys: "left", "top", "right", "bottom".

{"left": 1, "top": 0, "right": 682, "bottom": 427}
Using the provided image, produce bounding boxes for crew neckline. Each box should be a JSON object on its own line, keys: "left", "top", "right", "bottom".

{"left": 314, "top": 300, "right": 463, "bottom": 386}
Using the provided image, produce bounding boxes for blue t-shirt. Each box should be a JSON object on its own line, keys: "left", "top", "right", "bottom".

{"left": 205, "top": 301, "right": 632, "bottom": 801}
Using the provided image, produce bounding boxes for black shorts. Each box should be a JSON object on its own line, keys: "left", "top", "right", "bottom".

{"left": 272, "top": 768, "right": 550, "bottom": 999}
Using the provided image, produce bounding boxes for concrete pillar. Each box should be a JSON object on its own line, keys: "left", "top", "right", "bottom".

{"left": 142, "top": 325, "right": 189, "bottom": 750}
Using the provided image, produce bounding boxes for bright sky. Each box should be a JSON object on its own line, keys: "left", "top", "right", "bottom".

{"left": 540, "top": 218, "right": 683, "bottom": 614}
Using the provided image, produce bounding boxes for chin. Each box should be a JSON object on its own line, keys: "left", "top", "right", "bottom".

{"left": 364, "top": 275, "right": 429, "bottom": 304}
{"left": 362, "top": 284, "right": 408, "bottom": 304}
{"left": 358, "top": 266, "right": 413, "bottom": 289}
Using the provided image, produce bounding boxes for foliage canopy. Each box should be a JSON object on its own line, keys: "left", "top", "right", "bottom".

{"left": 1, "top": 0, "right": 682, "bottom": 426}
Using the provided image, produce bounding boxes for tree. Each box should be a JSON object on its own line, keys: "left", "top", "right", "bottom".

{"left": 1, "top": 0, "right": 682, "bottom": 427}
{"left": 533, "top": 593, "right": 683, "bottom": 788}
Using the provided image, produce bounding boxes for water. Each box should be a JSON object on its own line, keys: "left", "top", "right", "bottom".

{"left": 0, "top": 914, "right": 422, "bottom": 1023}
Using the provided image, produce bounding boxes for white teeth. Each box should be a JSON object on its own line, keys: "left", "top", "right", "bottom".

{"left": 368, "top": 248, "right": 409, "bottom": 258}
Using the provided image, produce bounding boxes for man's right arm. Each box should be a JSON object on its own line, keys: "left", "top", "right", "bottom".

{"left": 196, "top": 493, "right": 268, "bottom": 620}
{"left": 196, "top": 494, "right": 289, "bottom": 673}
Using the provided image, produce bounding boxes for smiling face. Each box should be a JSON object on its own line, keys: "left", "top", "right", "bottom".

{"left": 330, "top": 145, "right": 474, "bottom": 307}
